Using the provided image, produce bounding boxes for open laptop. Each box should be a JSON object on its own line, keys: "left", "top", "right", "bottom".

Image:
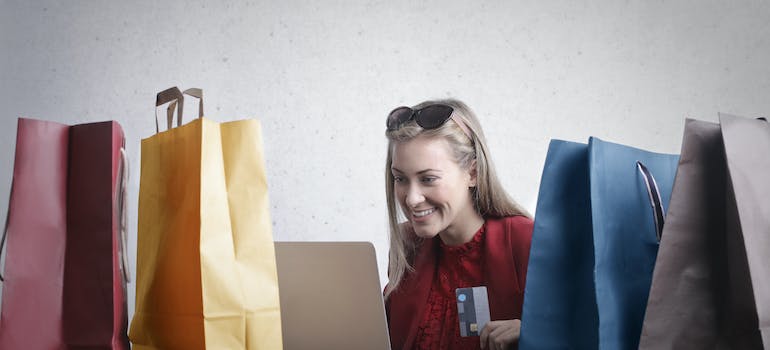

{"left": 274, "top": 241, "right": 392, "bottom": 350}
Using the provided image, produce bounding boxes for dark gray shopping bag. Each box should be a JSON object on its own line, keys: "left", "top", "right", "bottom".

{"left": 639, "top": 115, "right": 770, "bottom": 349}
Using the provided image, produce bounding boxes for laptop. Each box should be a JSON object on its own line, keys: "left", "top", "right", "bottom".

{"left": 274, "top": 241, "right": 392, "bottom": 350}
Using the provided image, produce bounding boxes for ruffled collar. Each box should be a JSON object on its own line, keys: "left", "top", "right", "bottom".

{"left": 438, "top": 223, "right": 485, "bottom": 256}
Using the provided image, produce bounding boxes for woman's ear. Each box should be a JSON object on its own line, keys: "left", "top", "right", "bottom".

{"left": 468, "top": 159, "right": 478, "bottom": 187}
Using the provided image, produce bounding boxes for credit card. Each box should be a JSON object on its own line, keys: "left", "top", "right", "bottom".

{"left": 456, "top": 286, "right": 490, "bottom": 337}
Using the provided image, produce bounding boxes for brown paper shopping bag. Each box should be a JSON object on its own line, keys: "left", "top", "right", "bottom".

{"left": 129, "top": 87, "right": 282, "bottom": 349}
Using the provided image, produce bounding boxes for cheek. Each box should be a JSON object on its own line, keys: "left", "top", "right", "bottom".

{"left": 436, "top": 184, "right": 467, "bottom": 206}
{"left": 393, "top": 185, "right": 407, "bottom": 206}
{"left": 430, "top": 184, "right": 452, "bottom": 200}
{"left": 393, "top": 184, "right": 403, "bottom": 198}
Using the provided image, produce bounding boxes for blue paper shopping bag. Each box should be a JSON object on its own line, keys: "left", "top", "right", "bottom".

{"left": 518, "top": 140, "right": 598, "bottom": 350}
{"left": 519, "top": 137, "right": 678, "bottom": 350}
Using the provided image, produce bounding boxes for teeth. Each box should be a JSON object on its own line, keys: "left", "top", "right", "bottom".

{"left": 413, "top": 209, "right": 435, "bottom": 217}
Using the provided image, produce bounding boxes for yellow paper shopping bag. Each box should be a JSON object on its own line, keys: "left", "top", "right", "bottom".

{"left": 129, "top": 87, "right": 283, "bottom": 349}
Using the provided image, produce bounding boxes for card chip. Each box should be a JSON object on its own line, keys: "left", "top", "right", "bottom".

{"left": 470, "top": 323, "right": 478, "bottom": 332}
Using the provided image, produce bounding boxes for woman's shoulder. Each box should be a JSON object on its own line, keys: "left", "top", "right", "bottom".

{"left": 487, "top": 215, "right": 534, "bottom": 233}
{"left": 485, "top": 215, "right": 533, "bottom": 261}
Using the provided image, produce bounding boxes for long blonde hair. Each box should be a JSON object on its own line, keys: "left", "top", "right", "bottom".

{"left": 384, "top": 99, "right": 530, "bottom": 298}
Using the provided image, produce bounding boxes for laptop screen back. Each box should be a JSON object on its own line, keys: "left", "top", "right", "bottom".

{"left": 274, "top": 242, "right": 391, "bottom": 350}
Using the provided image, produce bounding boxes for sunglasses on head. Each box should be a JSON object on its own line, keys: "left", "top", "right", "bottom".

{"left": 385, "top": 104, "right": 472, "bottom": 139}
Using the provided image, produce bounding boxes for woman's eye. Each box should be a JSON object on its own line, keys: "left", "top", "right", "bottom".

{"left": 393, "top": 176, "right": 405, "bottom": 183}
{"left": 421, "top": 177, "right": 437, "bottom": 183}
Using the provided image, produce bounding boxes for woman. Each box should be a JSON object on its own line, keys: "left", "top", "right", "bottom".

{"left": 384, "top": 99, "right": 533, "bottom": 350}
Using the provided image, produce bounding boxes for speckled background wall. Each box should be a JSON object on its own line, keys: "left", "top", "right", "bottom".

{"left": 1, "top": 0, "right": 769, "bottom": 322}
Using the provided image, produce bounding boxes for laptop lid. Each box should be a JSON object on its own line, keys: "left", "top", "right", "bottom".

{"left": 274, "top": 241, "right": 392, "bottom": 350}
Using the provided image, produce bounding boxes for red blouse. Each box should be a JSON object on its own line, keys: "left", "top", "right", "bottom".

{"left": 414, "top": 225, "right": 485, "bottom": 350}
{"left": 386, "top": 215, "right": 533, "bottom": 350}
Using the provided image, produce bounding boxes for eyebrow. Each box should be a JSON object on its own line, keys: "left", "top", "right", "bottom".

{"left": 391, "top": 167, "right": 443, "bottom": 175}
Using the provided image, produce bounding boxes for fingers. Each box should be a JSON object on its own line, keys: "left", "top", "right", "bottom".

{"left": 481, "top": 320, "right": 521, "bottom": 350}
{"left": 480, "top": 321, "right": 501, "bottom": 350}
{"left": 489, "top": 325, "right": 511, "bottom": 350}
{"left": 480, "top": 324, "right": 489, "bottom": 349}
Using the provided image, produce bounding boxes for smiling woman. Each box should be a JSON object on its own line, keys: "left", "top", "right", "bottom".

{"left": 383, "top": 99, "right": 533, "bottom": 350}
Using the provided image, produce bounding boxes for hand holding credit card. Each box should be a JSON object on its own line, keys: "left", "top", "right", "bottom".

{"left": 456, "top": 286, "right": 491, "bottom": 337}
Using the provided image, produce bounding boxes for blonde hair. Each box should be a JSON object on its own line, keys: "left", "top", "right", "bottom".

{"left": 384, "top": 99, "right": 530, "bottom": 298}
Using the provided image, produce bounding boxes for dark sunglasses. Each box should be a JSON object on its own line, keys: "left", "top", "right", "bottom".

{"left": 386, "top": 104, "right": 472, "bottom": 139}
{"left": 386, "top": 104, "right": 455, "bottom": 131}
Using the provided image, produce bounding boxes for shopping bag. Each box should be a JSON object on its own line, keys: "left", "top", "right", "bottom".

{"left": 639, "top": 115, "right": 770, "bottom": 349}
{"left": 63, "top": 121, "right": 131, "bottom": 349}
{"left": 518, "top": 140, "right": 598, "bottom": 350}
{"left": 129, "top": 87, "right": 283, "bottom": 349}
{"left": 0, "top": 118, "right": 130, "bottom": 349}
{"left": 0, "top": 118, "right": 69, "bottom": 349}
{"left": 720, "top": 114, "right": 770, "bottom": 348}
{"left": 519, "top": 137, "right": 678, "bottom": 350}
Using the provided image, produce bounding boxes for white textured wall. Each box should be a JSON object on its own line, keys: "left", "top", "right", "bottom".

{"left": 2, "top": 0, "right": 770, "bottom": 322}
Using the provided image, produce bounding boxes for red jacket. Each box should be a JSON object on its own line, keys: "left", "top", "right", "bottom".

{"left": 385, "top": 215, "right": 534, "bottom": 350}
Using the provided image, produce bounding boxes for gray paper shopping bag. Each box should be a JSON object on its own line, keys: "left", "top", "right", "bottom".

{"left": 640, "top": 115, "right": 770, "bottom": 349}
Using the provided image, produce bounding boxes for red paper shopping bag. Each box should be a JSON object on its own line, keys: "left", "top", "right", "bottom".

{"left": 0, "top": 118, "right": 130, "bottom": 349}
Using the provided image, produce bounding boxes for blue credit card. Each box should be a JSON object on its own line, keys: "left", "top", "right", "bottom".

{"left": 456, "top": 286, "right": 490, "bottom": 337}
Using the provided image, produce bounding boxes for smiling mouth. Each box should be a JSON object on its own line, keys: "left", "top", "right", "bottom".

{"left": 412, "top": 208, "right": 435, "bottom": 218}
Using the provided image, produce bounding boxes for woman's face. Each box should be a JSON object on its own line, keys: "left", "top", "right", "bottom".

{"left": 391, "top": 135, "right": 477, "bottom": 240}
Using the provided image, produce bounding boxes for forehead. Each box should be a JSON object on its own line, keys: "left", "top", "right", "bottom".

{"left": 391, "top": 136, "right": 456, "bottom": 173}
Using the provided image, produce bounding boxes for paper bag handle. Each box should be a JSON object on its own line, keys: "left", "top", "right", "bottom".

{"left": 182, "top": 88, "right": 204, "bottom": 118}
{"left": 155, "top": 86, "right": 184, "bottom": 133}
{"left": 0, "top": 179, "right": 12, "bottom": 282}
{"left": 116, "top": 148, "right": 131, "bottom": 283}
{"left": 636, "top": 161, "right": 665, "bottom": 242}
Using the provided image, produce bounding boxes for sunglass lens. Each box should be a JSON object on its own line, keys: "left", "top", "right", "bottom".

{"left": 387, "top": 107, "right": 413, "bottom": 130}
{"left": 416, "top": 104, "right": 454, "bottom": 129}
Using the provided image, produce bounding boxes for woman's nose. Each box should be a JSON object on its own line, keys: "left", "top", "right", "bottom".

{"left": 405, "top": 185, "right": 425, "bottom": 208}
